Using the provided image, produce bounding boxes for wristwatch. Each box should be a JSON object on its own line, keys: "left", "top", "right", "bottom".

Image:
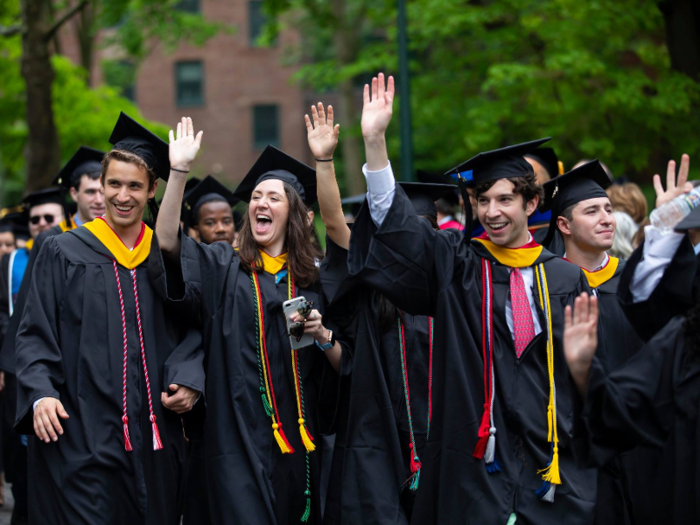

{"left": 316, "top": 329, "right": 334, "bottom": 351}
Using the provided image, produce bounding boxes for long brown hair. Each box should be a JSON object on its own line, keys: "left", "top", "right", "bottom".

{"left": 238, "top": 181, "right": 322, "bottom": 288}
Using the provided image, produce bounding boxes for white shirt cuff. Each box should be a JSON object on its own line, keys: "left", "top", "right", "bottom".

{"left": 33, "top": 397, "right": 48, "bottom": 411}
{"left": 362, "top": 162, "right": 395, "bottom": 195}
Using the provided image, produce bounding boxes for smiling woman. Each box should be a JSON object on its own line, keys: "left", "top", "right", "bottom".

{"left": 151, "top": 138, "right": 347, "bottom": 524}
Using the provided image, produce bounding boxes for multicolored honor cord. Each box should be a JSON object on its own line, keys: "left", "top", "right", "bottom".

{"left": 249, "top": 268, "right": 315, "bottom": 522}
{"left": 397, "top": 316, "right": 434, "bottom": 491}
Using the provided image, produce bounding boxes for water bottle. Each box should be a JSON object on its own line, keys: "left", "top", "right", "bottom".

{"left": 650, "top": 187, "right": 700, "bottom": 234}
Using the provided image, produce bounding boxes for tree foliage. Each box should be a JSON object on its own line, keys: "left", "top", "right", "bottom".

{"left": 268, "top": 0, "right": 700, "bottom": 184}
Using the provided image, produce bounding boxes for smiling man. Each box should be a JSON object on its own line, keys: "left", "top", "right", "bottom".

{"left": 346, "top": 73, "right": 608, "bottom": 525}
{"left": 13, "top": 113, "right": 205, "bottom": 525}
{"left": 540, "top": 161, "right": 646, "bottom": 525}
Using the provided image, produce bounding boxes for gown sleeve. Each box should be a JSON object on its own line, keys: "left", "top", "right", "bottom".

{"left": 347, "top": 184, "right": 471, "bottom": 317}
{"left": 575, "top": 316, "right": 682, "bottom": 468}
{"left": 0, "top": 254, "right": 9, "bottom": 346}
{"left": 149, "top": 232, "right": 235, "bottom": 323}
{"left": 617, "top": 234, "right": 697, "bottom": 342}
{"left": 14, "top": 238, "right": 68, "bottom": 434}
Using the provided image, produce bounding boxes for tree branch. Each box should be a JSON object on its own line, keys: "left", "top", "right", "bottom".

{"left": 0, "top": 25, "right": 22, "bottom": 37}
{"left": 45, "top": 0, "right": 89, "bottom": 42}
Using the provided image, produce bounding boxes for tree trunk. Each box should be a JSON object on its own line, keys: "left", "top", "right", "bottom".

{"left": 76, "top": 2, "right": 95, "bottom": 85}
{"left": 21, "top": 0, "right": 61, "bottom": 192}
{"left": 659, "top": 0, "right": 700, "bottom": 80}
{"left": 331, "top": 0, "right": 365, "bottom": 196}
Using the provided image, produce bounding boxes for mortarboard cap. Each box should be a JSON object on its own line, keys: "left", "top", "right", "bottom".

{"left": 416, "top": 170, "right": 459, "bottom": 206}
{"left": 22, "top": 188, "right": 65, "bottom": 209}
{"left": 445, "top": 138, "right": 551, "bottom": 186}
{"left": 184, "top": 175, "right": 240, "bottom": 224}
{"left": 540, "top": 159, "right": 612, "bottom": 246}
{"left": 398, "top": 181, "right": 458, "bottom": 219}
{"left": 52, "top": 146, "right": 105, "bottom": 190}
{"left": 524, "top": 147, "right": 563, "bottom": 180}
{"left": 233, "top": 145, "right": 317, "bottom": 205}
{"left": 108, "top": 112, "right": 170, "bottom": 181}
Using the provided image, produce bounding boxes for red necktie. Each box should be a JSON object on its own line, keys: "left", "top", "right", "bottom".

{"left": 510, "top": 267, "right": 535, "bottom": 357}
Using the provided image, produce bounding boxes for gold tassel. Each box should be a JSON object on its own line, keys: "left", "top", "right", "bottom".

{"left": 558, "top": 160, "right": 565, "bottom": 175}
{"left": 299, "top": 419, "right": 316, "bottom": 453}
{"left": 273, "top": 423, "right": 293, "bottom": 454}
{"left": 538, "top": 446, "right": 562, "bottom": 485}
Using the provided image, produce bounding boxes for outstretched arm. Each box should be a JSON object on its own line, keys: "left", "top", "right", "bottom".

{"left": 360, "top": 73, "right": 396, "bottom": 226}
{"left": 156, "top": 117, "right": 204, "bottom": 255}
{"left": 306, "top": 103, "right": 350, "bottom": 249}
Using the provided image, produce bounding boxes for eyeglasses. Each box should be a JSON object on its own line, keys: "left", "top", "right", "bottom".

{"left": 29, "top": 214, "right": 57, "bottom": 225}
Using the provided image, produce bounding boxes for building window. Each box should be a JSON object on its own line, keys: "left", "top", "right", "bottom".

{"left": 253, "top": 105, "right": 280, "bottom": 149}
{"left": 102, "top": 60, "right": 137, "bottom": 102}
{"left": 176, "top": 0, "right": 199, "bottom": 12}
{"left": 176, "top": 61, "right": 204, "bottom": 108}
{"left": 249, "top": 1, "right": 274, "bottom": 47}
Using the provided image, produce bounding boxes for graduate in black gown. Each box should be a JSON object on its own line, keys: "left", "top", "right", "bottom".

{"left": 305, "top": 100, "right": 458, "bottom": 525}
{"left": 0, "top": 146, "right": 105, "bottom": 376}
{"left": 523, "top": 147, "right": 563, "bottom": 245}
{"left": 347, "top": 73, "right": 602, "bottom": 525}
{"left": 539, "top": 160, "right": 648, "bottom": 524}
{"left": 616, "top": 154, "right": 700, "bottom": 342}
{"left": 178, "top": 175, "right": 239, "bottom": 525}
{"left": 152, "top": 131, "right": 347, "bottom": 525}
{"left": 14, "top": 113, "right": 205, "bottom": 525}
{"left": 563, "top": 209, "right": 700, "bottom": 525}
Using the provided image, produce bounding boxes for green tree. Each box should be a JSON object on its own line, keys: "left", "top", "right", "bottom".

{"left": 0, "top": 0, "right": 224, "bottom": 195}
{"left": 266, "top": 0, "right": 700, "bottom": 186}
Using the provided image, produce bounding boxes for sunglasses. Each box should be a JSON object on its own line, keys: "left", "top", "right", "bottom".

{"left": 29, "top": 214, "right": 57, "bottom": 225}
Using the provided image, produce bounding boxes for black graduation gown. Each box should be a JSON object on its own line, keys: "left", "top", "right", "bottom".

{"left": 15, "top": 227, "right": 202, "bottom": 525}
{"left": 347, "top": 186, "right": 597, "bottom": 525}
{"left": 617, "top": 234, "right": 699, "bottom": 342}
{"left": 0, "top": 224, "right": 64, "bottom": 374}
{"left": 149, "top": 235, "right": 340, "bottom": 525}
{"left": 320, "top": 240, "right": 431, "bottom": 525}
{"left": 576, "top": 315, "right": 700, "bottom": 524}
{"left": 586, "top": 261, "right": 648, "bottom": 525}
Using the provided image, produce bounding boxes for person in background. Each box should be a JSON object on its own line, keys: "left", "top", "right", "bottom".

{"left": 183, "top": 175, "right": 239, "bottom": 247}
{"left": 416, "top": 170, "right": 464, "bottom": 230}
{"left": 606, "top": 182, "right": 648, "bottom": 226}
{"left": 0, "top": 215, "right": 17, "bottom": 257}
{"left": 608, "top": 211, "right": 637, "bottom": 259}
{"left": 0, "top": 188, "right": 65, "bottom": 525}
{"left": 525, "top": 147, "right": 564, "bottom": 243}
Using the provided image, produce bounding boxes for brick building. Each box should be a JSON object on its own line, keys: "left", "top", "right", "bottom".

{"left": 60, "top": 0, "right": 315, "bottom": 186}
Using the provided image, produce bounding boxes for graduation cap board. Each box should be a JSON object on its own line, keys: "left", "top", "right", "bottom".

{"left": 184, "top": 175, "right": 240, "bottom": 225}
{"left": 445, "top": 138, "right": 551, "bottom": 185}
{"left": 22, "top": 188, "right": 64, "bottom": 209}
{"left": 539, "top": 159, "right": 613, "bottom": 246}
{"left": 524, "top": 147, "right": 564, "bottom": 180}
{"left": 52, "top": 146, "right": 106, "bottom": 190}
{"left": 233, "top": 145, "right": 317, "bottom": 206}
{"left": 109, "top": 112, "right": 170, "bottom": 181}
{"left": 416, "top": 170, "right": 459, "bottom": 206}
{"left": 398, "top": 182, "right": 458, "bottom": 219}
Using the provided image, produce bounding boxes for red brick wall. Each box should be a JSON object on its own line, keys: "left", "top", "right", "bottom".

{"left": 60, "top": 0, "right": 311, "bottom": 188}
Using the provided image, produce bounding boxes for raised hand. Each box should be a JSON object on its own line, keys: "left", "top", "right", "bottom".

{"left": 361, "top": 73, "right": 395, "bottom": 140}
{"left": 653, "top": 154, "right": 692, "bottom": 209}
{"left": 563, "top": 293, "right": 599, "bottom": 398}
{"left": 305, "top": 103, "right": 340, "bottom": 160}
{"left": 168, "top": 116, "right": 204, "bottom": 172}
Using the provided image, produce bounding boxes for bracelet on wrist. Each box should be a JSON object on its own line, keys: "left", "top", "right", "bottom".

{"left": 315, "top": 158, "right": 333, "bottom": 163}
{"left": 171, "top": 167, "right": 190, "bottom": 174}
